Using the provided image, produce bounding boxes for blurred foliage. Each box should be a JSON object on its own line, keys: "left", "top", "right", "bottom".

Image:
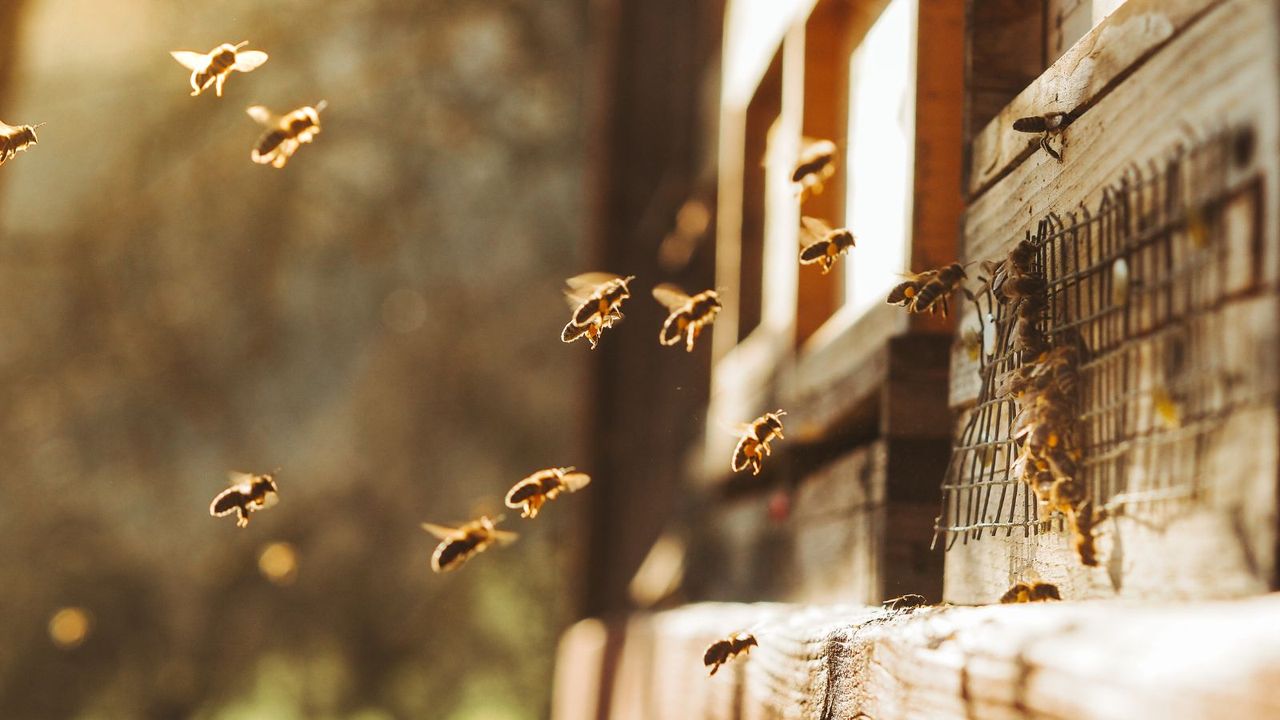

{"left": 0, "top": 0, "right": 586, "bottom": 717}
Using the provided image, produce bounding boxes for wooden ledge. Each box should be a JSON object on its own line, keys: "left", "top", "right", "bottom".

{"left": 554, "top": 595, "right": 1280, "bottom": 720}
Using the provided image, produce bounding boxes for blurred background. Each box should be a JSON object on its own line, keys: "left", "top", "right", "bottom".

{"left": 0, "top": 0, "right": 590, "bottom": 717}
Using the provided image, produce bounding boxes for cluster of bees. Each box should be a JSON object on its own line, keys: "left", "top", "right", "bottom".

{"left": 987, "top": 241, "right": 1097, "bottom": 566}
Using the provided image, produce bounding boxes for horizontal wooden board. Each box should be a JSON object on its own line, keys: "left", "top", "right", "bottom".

{"left": 553, "top": 595, "right": 1280, "bottom": 720}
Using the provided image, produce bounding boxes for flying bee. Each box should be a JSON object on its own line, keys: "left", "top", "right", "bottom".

{"left": 798, "top": 216, "right": 856, "bottom": 274}
{"left": 999, "top": 581, "right": 1061, "bottom": 603}
{"left": 652, "top": 284, "right": 722, "bottom": 352}
{"left": 703, "top": 631, "right": 757, "bottom": 676}
{"left": 209, "top": 470, "right": 280, "bottom": 528}
{"left": 889, "top": 263, "right": 969, "bottom": 317}
{"left": 246, "top": 102, "right": 326, "bottom": 169}
{"left": 1013, "top": 111, "right": 1068, "bottom": 161}
{"left": 792, "top": 137, "right": 838, "bottom": 201}
{"left": 170, "top": 42, "right": 268, "bottom": 97}
{"left": 887, "top": 269, "right": 939, "bottom": 308}
{"left": 561, "top": 310, "right": 621, "bottom": 349}
{"left": 562, "top": 273, "right": 635, "bottom": 349}
{"left": 0, "top": 121, "right": 42, "bottom": 167}
{"left": 504, "top": 467, "right": 592, "bottom": 519}
{"left": 0, "top": 119, "right": 44, "bottom": 168}
{"left": 422, "top": 515, "right": 517, "bottom": 573}
{"left": 731, "top": 410, "right": 787, "bottom": 476}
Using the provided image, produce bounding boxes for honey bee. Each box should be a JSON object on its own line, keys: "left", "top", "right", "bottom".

{"left": 732, "top": 410, "right": 786, "bottom": 476}
{"left": 887, "top": 269, "right": 938, "bottom": 308}
{"left": 999, "top": 581, "right": 1061, "bottom": 603}
{"left": 421, "top": 515, "right": 517, "bottom": 573}
{"left": 170, "top": 42, "right": 269, "bottom": 97}
{"left": 887, "top": 263, "right": 968, "bottom": 317}
{"left": 560, "top": 311, "right": 621, "bottom": 349}
{"left": 1152, "top": 386, "right": 1182, "bottom": 429}
{"left": 0, "top": 121, "right": 42, "bottom": 167}
{"left": 561, "top": 273, "right": 635, "bottom": 349}
{"left": 792, "top": 138, "right": 838, "bottom": 200}
{"left": 703, "top": 631, "right": 757, "bottom": 676}
{"left": 798, "top": 216, "right": 856, "bottom": 274}
{"left": 1013, "top": 112, "right": 1068, "bottom": 161}
{"left": 246, "top": 103, "right": 326, "bottom": 168}
{"left": 652, "top": 284, "right": 722, "bottom": 352}
{"left": 209, "top": 470, "right": 280, "bottom": 528}
{"left": 504, "top": 467, "right": 592, "bottom": 519}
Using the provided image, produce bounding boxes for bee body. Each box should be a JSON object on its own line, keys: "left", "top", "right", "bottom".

{"left": 999, "top": 581, "right": 1061, "bottom": 603}
{"left": 0, "top": 121, "right": 40, "bottom": 167}
{"left": 798, "top": 217, "right": 855, "bottom": 274}
{"left": 654, "top": 285, "right": 722, "bottom": 352}
{"left": 209, "top": 471, "right": 280, "bottom": 528}
{"left": 1013, "top": 112, "right": 1068, "bottom": 161}
{"left": 247, "top": 103, "right": 325, "bottom": 168}
{"left": 504, "top": 467, "right": 592, "bottom": 518}
{"left": 889, "top": 263, "right": 967, "bottom": 317}
{"left": 703, "top": 632, "right": 757, "bottom": 676}
{"left": 170, "top": 42, "right": 268, "bottom": 97}
{"left": 423, "top": 515, "right": 516, "bottom": 573}
{"left": 562, "top": 273, "right": 634, "bottom": 349}
{"left": 731, "top": 410, "right": 786, "bottom": 475}
{"left": 792, "top": 138, "right": 838, "bottom": 200}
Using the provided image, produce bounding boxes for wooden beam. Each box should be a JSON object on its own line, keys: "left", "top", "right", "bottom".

{"left": 554, "top": 595, "right": 1280, "bottom": 720}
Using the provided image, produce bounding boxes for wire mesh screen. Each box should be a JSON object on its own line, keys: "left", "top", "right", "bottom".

{"left": 935, "top": 127, "right": 1276, "bottom": 551}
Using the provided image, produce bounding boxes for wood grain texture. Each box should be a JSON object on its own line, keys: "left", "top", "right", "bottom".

{"left": 967, "top": 0, "right": 1220, "bottom": 199}
{"left": 554, "top": 595, "right": 1280, "bottom": 720}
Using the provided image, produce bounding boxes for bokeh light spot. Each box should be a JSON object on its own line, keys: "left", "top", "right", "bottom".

{"left": 48, "top": 607, "right": 91, "bottom": 649}
{"left": 258, "top": 542, "right": 299, "bottom": 586}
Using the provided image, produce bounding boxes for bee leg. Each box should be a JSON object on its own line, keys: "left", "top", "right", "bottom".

{"left": 215, "top": 73, "right": 227, "bottom": 97}
{"left": 189, "top": 72, "right": 201, "bottom": 96}
{"left": 1042, "top": 134, "right": 1062, "bottom": 162}
{"left": 236, "top": 508, "right": 249, "bottom": 528}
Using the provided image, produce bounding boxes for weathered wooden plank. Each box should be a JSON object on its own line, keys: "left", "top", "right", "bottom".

{"left": 965, "top": 0, "right": 1045, "bottom": 145}
{"left": 554, "top": 596, "right": 1280, "bottom": 720}
{"left": 967, "top": 0, "right": 1220, "bottom": 199}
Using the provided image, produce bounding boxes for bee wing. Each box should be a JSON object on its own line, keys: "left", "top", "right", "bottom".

{"left": 232, "top": 50, "right": 269, "bottom": 73}
{"left": 800, "top": 216, "right": 833, "bottom": 238}
{"left": 563, "top": 289, "right": 594, "bottom": 309}
{"left": 227, "top": 471, "right": 255, "bottom": 487}
{"left": 560, "top": 472, "right": 592, "bottom": 493}
{"left": 490, "top": 529, "right": 519, "bottom": 544}
{"left": 420, "top": 522, "right": 460, "bottom": 540}
{"left": 246, "top": 105, "right": 275, "bottom": 126}
{"left": 259, "top": 491, "right": 280, "bottom": 509}
{"left": 565, "top": 272, "right": 621, "bottom": 293}
{"left": 0, "top": 121, "right": 13, "bottom": 133}
{"left": 651, "top": 283, "right": 691, "bottom": 310}
{"left": 170, "top": 50, "right": 211, "bottom": 72}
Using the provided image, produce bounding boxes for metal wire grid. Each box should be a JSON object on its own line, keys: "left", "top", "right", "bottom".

{"left": 935, "top": 130, "right": 1272, "bottom": 549}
